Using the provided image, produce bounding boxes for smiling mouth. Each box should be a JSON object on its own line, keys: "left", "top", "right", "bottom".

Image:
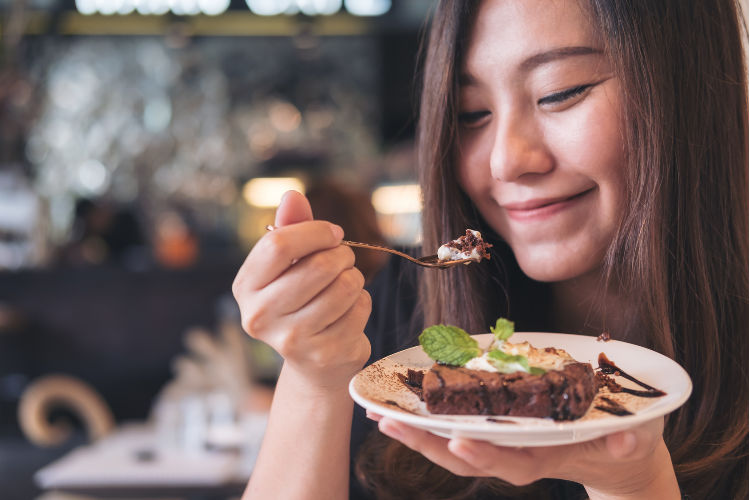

{"left": 503, "top": 188, "right": 596, "bottom": 221}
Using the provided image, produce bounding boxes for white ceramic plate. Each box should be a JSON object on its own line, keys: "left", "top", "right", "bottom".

{"left": 349, "top": 333, "right": 692, "bottom": 447}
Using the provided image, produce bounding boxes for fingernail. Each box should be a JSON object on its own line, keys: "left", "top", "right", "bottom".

{"left": 329, "top": 224, "right": 344, "bottom": 241}
{"left": 379, "top": 420, "right": 403, "bottom": 440}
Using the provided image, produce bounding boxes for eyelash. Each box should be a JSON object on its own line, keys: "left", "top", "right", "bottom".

{"left": 457, "top": 110, "right": 490, "bottom": 125}
{"left": 537, "top": 84, "right": 592, "bottom": 106}
{"left": 457, "top": 84, "right": 593, "bottom": 125}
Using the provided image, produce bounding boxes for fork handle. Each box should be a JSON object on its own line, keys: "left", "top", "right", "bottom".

{"left": 266, "top": 225, "right": 422, "bottom": 264}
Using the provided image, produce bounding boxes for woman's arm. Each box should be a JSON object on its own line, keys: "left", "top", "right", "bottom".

{"left": 244, "top": 365, "right": 355, "bottom": 500}
{"left": 233, "top": 191, "right": 372, "bottom": 500}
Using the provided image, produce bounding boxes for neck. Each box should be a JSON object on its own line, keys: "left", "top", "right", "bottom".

{"left": 550, "top": 269, "right": 641, "bottom": 343}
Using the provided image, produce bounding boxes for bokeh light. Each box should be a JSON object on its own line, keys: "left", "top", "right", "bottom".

{"left": 371, "top": 184, "right": 422, "bottom": 215}
{"left": 344, "top": 0, "right": 391, "bottom": 16}
{"left": 243, "top": 178, "right": 305, "bottom": 208}
{"left": 269, "top": 103, "right": 301, "bottom": 133}
{"left": 197, "top": 0, "right": 231, "bottom": 15}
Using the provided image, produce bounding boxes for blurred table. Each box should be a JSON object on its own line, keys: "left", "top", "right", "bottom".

{"left": 35, "top": 424, "right": 255, "bottom": 500}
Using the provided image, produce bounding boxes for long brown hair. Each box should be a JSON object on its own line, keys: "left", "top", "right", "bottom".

{"left": 358, "top": 0, "right": 749, "bottom": 498}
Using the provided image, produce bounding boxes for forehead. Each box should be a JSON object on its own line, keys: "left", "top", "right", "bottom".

{"left": 462, "top": 0, "right": 599, "bottom": 74}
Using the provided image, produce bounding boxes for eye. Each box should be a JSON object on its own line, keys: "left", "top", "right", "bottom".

{"left": 457, "top": 110, "right": 490, "bottom": 126}
{"left": 537, "top": 84, "right": 592, "bottom": 107}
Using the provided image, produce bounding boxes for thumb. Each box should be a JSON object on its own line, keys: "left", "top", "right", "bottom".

{"left": 604, "top": 417, "right": 663, "bottom": 461}
{"left": 275, "top": 190, "right": 313, "bottom": 227}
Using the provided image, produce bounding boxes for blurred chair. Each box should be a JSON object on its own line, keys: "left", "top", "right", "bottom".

{"left": 18, "top": 375, "right": 115, "bottom": 447}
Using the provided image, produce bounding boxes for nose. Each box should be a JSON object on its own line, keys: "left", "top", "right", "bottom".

{"left": 489, "top": 111, "right": 554, "bottom": 182}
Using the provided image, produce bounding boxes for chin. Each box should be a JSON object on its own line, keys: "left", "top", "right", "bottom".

{"left": 513, "top": 251, "right": 601, "bottom": 283}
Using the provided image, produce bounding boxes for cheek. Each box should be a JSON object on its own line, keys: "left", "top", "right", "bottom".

{"left": 548, "top": 89, "right": 626, "bottom": 187}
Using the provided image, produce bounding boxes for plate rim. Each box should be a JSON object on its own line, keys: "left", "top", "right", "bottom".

{"left": 349, "top": 332, "right": 693, "bottom": 436}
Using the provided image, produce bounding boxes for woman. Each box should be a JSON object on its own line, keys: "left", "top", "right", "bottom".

{"left": 231, "top": 0, "right": 748, "bottom": 498}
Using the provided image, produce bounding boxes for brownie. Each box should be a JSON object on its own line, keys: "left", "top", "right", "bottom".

{"left": 422, "top": 362, "right": 598, "bottom": 420}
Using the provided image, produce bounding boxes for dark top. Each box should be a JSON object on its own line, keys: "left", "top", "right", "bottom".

{"left": 349, "top": 240, "right": 587, "bottom": 500}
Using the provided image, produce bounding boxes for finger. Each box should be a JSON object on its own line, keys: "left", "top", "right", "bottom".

{"left": 447, "top": 438, "right": 551, "bottom": 486}
{"left": 293, "top": 290, "right": 371, "bottom": 370}
{"left": 234, "top": 221, "right": 344, "bottom": 292}
{"left": 378, "top": 418, "right": 490, "bottom": 478}
{"left": 605, "top": 417, "right": 663, "bottom": 461}
{"left": 366, "top": 410, "right": 383, "bottom": 421}
{"left": 264, "top": 246, "right": 357, "bottom": 316}
{"left": 312, "top": 289, "right": 371, "bottom": 340}
{"left": 253, "top": 280, "right": 369, "bottom": 359}
{"left": 306, "top": 289, "right": 372, "bottom": 352}
{"left": 287, "top": 267, "right": 365, "bottom": 333}
{"left": 275, "top": 190, "right": 313, "bottom": 226}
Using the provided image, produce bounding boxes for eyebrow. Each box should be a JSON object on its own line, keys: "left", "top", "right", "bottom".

{"left": 459, "top": 46, "right": 602, "bottom": 86}
{"left": 520, "top": 46, "right": 602, "bottom": 71}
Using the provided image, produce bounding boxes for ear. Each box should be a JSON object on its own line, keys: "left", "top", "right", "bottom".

{"left": 274, "top": 190, "right": 314, "bottom": 227}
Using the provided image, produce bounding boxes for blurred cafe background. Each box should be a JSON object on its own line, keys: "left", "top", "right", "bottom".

{"left": 0, "top": 1, "right": 432, "bottom": 498}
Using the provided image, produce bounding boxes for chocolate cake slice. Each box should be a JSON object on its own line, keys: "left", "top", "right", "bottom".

{"left": 422, "top": 362, "right": 598, "bottom": 420}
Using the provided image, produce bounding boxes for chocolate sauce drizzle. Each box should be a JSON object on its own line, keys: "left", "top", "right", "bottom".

{"left": 595, "top": 396, "right": 634, "bottom": 416}
{"left": 598, "top": 353, "right": 666, "bottom": 398}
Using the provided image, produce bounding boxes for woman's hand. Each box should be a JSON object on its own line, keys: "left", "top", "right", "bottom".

{"left": 369, "top": 412, "right": 681, "bottom": 499}
{"left": 232, "top": 190, "right": 372, "bottom": 392}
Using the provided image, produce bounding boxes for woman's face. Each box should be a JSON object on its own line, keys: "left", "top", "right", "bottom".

{"left": 456, "top": 0, "right": 626, "bottom": 282}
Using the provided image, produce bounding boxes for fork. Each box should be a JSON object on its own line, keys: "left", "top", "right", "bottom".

{"left": 265, "top": 225, "right": 475, "bottom": 269}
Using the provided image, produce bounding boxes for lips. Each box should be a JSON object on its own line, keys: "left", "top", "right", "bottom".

{"left": 502, "top": 188, "right": 595, "bottom": 222}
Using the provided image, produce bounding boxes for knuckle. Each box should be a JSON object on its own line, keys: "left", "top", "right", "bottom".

{"left": 352, "top": 267, "right": 366, "bottom": 288}
{"left": 262, "top": 232, "right": 290, "bottom": 260}
{"left": 241, "top": 309, "right": 263, "bottom": 338}
{"left": 349, "top": 333, "right": 372, "bottom": 364}
{"left": 338, "top": 269, "right": 362, "bottom": 295}
{"left": 357, "top": 289, "right": 372, "bottom": 310}
{"left": 355, "top": 336, "right": 371, "bottom": 363}
{"left": 311, "top": 250, "right": 337, "bottom": 275}
{"left": 339, "top": 245, "right": 356, "bottom": 266}
{"left": 309, "top": 348, "right": 332, "bottom": 370}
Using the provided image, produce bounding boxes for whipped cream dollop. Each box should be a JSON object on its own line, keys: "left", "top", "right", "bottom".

{"left": 466, "top": 341, "right": 576, "bottom": 374}
{"left": 438, "top": 230, "right": 486, "bottom": 262}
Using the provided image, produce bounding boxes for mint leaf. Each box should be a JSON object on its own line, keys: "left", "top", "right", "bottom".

{"left": 490, "top": 318, "right": 515, "bottom": 341}
{"left": 529, "top": 367, "right": 547, "bottom": 375}
{"left": 487, "top": 349, "right": 530, "bottom": 373}
{"left": 419, "top": 325, "right": 482, "bottom": 366}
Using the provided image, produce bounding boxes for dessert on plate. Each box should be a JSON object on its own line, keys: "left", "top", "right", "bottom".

{"left": 437, "top": 229, "right": 493, "bottom": 262}
{"left": 417, "top": 319, "right": 598, "bottom": 420}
